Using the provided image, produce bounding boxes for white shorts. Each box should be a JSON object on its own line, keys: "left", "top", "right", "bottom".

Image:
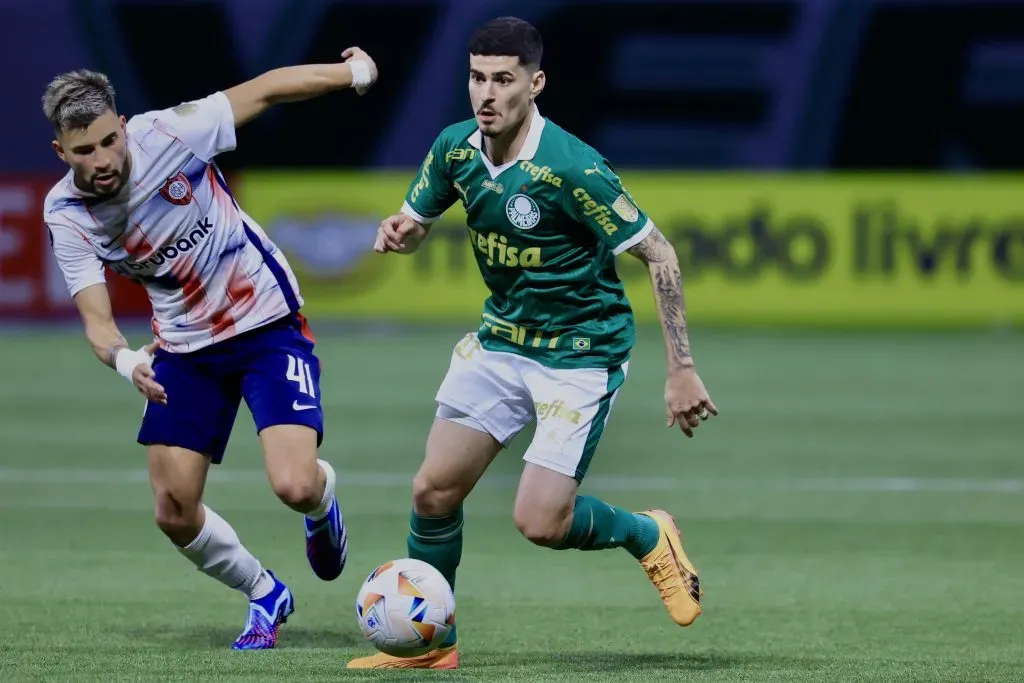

{"left": 434, "top": 333, "right": 628, "bottom": 482}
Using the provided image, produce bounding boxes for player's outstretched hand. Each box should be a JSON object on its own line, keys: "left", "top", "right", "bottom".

{"left": 664, "top": 368, "right": 717, "bottom": 438}
{"left": 133, "top": 341, "right": 167, "bottom": 405}
{"left": 374, "top": 214, "right": 426, "bottom": 254}
{"left": 342, "top": 46, "right": 378, "bottom": 95}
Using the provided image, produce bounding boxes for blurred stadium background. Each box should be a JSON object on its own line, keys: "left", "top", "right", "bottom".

{"left": 1, "top": 1, "right": 1022, "bottom": 680}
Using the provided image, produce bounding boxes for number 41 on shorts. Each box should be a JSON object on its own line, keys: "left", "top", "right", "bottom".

{"left": 287, "top": 355, "right": 317, "bottom": 398}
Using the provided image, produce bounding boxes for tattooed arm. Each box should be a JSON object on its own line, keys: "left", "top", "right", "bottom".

{"left": 626, "top": 225, "right": 717, "bottom": 435}
{"left": 626, "top": 227, "right": 694, "bottom": 371}
{"left": 565, "top": 152, "right": 715, "bottom": 434}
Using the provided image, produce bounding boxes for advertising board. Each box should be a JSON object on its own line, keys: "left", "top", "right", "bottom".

{"left": 237, "top": 172, "right": 1024, "bottom": 328}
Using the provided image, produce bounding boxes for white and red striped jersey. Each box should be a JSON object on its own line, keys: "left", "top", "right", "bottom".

{"left": 44, "top": 92, "right": 303, "bottom": 353}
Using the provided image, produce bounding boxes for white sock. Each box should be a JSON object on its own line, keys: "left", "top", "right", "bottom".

{"left": 306, "top": 459, "right": 337, "bottom": 521}
{"left": 178, "top": 505, "right": 276, "bottom": 600}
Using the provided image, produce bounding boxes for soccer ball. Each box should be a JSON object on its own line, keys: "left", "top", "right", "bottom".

{"left": 355, "top": 558, "right": 456, "bottom": 657}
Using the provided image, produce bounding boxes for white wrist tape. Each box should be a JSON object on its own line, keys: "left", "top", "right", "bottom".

{"left": 114, "top": 347, "right": 153, "bottom": 382}
{"left": 349, "top": 60, "right": 372, "bottom": 94}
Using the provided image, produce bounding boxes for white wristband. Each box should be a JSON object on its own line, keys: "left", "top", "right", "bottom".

{"left": 114, "top": 347, "right": 153, "bottom": 382}
{"left": 349, "top": 60, "right": 372, "bottom": 94}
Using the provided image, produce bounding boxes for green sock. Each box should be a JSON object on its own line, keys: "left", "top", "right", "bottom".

{"left": 408, "top": 508, "right": 463, "bottom": 648}
{"left": 557, "top": 495, "right": 660, "bottom": 559}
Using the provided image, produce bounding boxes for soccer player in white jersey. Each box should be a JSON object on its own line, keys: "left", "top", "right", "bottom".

{"left": 41, "top": 49, "right": 378, "bottom": 650}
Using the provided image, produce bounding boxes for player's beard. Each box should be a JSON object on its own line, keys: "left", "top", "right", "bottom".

{"left": 477, "top": 108, "right": 501, "bottom": 137}
{"left": 88, "top": 158, "right": 130, "bottom": 196}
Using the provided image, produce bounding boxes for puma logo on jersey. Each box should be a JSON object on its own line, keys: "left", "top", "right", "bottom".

{"left": 453, "top": 181, "right": 469, "bottom": 204}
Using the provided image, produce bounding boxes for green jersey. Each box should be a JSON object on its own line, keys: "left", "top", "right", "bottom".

{"left": 402, "top": 111, "right": 653, "bottom": 370}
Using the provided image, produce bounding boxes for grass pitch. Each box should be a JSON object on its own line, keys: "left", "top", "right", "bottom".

{"left": 0, "top": 325, "right": 1021, "bottom": 681}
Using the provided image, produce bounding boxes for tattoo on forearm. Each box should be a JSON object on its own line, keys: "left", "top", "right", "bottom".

{"left": 628, "top": 228, "right": 692, "bottom": 366}
{"left": 627, "top": 227, "right": 673, "bottom": 264}
{"left": 653, "top": 264, "right": 692, "bottom": 366}
{"left": 106, "top": 339, "right": 128, "bottom": 368}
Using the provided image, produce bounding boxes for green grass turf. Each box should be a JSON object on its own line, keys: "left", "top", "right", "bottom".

{"left": 0, "top": 325, "right": 1021, "bottom": 681}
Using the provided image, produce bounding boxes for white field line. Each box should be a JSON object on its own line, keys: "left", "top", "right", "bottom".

{"left": 0, "top": 468, "right": 1022, "bottom": 494}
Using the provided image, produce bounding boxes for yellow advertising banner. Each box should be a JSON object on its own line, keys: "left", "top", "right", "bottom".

{"left": 236, "top": 172, "right": 1024, "bottom": 328}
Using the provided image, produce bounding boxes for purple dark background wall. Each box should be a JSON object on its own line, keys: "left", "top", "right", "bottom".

{"left": 4, "top": 0, "right": 1024, "bottom": 173}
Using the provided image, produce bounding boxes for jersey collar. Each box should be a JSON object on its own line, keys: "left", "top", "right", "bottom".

{"left": 468, "top": 105, "right": 546, "bottom": 178}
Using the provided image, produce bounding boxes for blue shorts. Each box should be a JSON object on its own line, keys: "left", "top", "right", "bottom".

{"left": 137, "top": 312, "right": 324, "bottom": 463}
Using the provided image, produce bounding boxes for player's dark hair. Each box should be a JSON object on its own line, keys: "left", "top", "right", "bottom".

{"left": 468, "top": 16, "right": 543, "bottom": 70}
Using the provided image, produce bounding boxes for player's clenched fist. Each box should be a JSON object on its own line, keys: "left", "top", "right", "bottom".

{"left": 374, "top": 214, "right": 428, "bottom": 254}
{"left": 664, "top": 368, "right": 717, "bottom": 438}
{"left": 341, "top": 47, "right": 378, "bottom": 95}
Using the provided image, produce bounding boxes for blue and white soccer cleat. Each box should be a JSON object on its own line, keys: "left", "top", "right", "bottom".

{"left": 232, "top": 570, "right": 294, "bottom": 650}
{"left": 304, "top": 459, "right": 348, "bottom": 581}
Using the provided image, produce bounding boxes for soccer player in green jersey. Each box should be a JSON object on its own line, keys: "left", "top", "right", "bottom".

{"left": 348, "top": 16, "right": 718, "bottom": 670}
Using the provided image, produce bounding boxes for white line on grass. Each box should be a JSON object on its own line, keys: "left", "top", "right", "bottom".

{"left": 0, "top": 468, "right": 1021, "bottom": 493}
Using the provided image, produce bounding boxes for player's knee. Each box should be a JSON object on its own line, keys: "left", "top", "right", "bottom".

{"left": 513, "top": 508, "right": 572, "bottom": 548}
{"left": 411, "top": 473, "right": 464, "bottom": 517}
{"left": 153, "top": 489, "right": 203, "bottom": 546}
{"left": 261, "top": 427, "right": 323, "bottom": 510}
{"left": 270, "top": 471, "right": 321, "bottom": 510}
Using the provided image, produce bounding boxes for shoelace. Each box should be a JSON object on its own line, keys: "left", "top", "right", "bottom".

{"left": 643, "top": 553, "right": 682, "bottom": 599}
{"left": 644, "top": 551, "right": 704, "bottom": 600}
